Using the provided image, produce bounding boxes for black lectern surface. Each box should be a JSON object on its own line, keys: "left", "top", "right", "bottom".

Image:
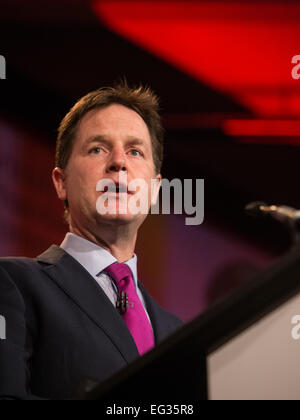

{"left": 80, "top": 243, "right": 300, "bottom": 401}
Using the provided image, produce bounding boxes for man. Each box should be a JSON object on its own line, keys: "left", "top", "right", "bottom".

{"left": 0, "top": 83, "right": 183, "bottom": 400}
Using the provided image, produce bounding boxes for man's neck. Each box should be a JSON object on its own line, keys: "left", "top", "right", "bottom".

{"left": 69, "top": 222, "right": 138, "bottom": 262}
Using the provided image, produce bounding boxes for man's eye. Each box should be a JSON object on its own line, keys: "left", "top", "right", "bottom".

{"left": 129, "top": 149, "right": 141, "bottom": 156}
{"left": 90, "top": 147, "right": 101, "bottom": 154}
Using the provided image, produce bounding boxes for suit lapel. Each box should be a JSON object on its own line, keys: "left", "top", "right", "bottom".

{"left": 37, "top": 245, "right": 139, "bottom": 364}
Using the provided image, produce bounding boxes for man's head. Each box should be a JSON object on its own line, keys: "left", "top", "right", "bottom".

{"left": 52, "top": 82, "right": 163, "bottom": 232}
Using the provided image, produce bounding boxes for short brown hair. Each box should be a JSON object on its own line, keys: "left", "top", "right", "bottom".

{"left": 56, "top": 82, "right": 164, "bottom": 175}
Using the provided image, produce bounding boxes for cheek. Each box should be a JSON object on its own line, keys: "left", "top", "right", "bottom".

{"left": 134, "top": 162, "right": 155, "bottom": 181}
{"left": 66, "top": 162, "right": 101, "bottom": 198}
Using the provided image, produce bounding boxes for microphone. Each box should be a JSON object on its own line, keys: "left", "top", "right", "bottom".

{"left": 116, "top": 291, "right": 134, "bottom": 315}
{"left": 245, "top": 202, "right": 300, "bottom": 224}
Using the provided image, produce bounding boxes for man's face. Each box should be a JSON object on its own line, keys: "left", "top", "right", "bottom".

{"left": 53, "top": 104, "right": 161, "bottom": 230}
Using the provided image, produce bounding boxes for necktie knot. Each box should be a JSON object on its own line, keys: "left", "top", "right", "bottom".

{"left": 104, "top": 262, "right": 132, "bottom": 290}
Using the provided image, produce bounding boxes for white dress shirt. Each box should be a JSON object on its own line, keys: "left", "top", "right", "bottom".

{"left": 60, "top": 232, "right": 152, "bottom": 325}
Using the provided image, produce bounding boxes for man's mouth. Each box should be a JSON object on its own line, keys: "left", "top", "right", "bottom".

{"left": 103, "top": 182, "right": 132, "bottom": 194}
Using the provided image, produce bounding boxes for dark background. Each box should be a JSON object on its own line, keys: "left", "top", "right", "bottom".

{"left": 1, "top": 0, "right": 300, "bottom": 321}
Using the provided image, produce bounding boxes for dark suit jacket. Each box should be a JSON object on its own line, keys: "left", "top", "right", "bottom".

{"left": 0, "top": 245, "right": 182, "bottom": 400}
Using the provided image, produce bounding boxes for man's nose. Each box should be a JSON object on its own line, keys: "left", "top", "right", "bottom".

{"left": 106, "top": 147, "right": 127, "bottom": 172}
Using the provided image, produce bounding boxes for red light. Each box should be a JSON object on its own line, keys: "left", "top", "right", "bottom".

{"left": 92, "top": 1, "right": 300, "bottom": 118}
{"left": 223, "top": 119, "right": 300, "bottom": 138}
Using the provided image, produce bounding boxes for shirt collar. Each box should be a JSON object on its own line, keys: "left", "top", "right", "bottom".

{"left": 60, "top": 232, "right": 139, "bottom": 287}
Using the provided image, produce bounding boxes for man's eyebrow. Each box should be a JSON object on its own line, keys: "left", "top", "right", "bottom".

{"left": 84, "top": 135, "right": 147, "bottom": 148}
{"left": 125, "top": 137, "right": 147, "bottom": 147}
{"left": 84, "top": 135, "right": 110, "bottom": 146}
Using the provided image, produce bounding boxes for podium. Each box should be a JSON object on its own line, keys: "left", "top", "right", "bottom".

{"left": 80, "top": 243, "right": 300, "bottom": 401}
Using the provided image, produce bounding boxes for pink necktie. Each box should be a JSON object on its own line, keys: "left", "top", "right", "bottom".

{"left": 104, "top": 262, "right": 155, "bottom": 355}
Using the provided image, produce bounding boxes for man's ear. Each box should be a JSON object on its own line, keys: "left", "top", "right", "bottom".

{"left": 52, "top": 167, "right": 67, "bottom": 202}
{"left": 151, "top": 173, "right": 162, "bottom": 206}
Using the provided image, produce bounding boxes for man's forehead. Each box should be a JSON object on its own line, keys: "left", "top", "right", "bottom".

{"left": 77, "top": 103, "right": 150, "bottom": 136}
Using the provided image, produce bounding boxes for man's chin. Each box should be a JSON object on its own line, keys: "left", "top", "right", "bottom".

{"left": 96, "top": 211, "right": 144, "bottom": 226}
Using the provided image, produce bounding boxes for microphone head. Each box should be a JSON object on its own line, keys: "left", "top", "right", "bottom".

{"left": 245, "top": 201, "right": 268, "bottom": 218}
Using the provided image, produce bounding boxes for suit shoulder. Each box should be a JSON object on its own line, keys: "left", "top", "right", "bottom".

{"left": 0, "top": 257, "right": 43, "bottom": 283}
{"left": 0, "top": 256, "right": 39, "bottom": 270}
